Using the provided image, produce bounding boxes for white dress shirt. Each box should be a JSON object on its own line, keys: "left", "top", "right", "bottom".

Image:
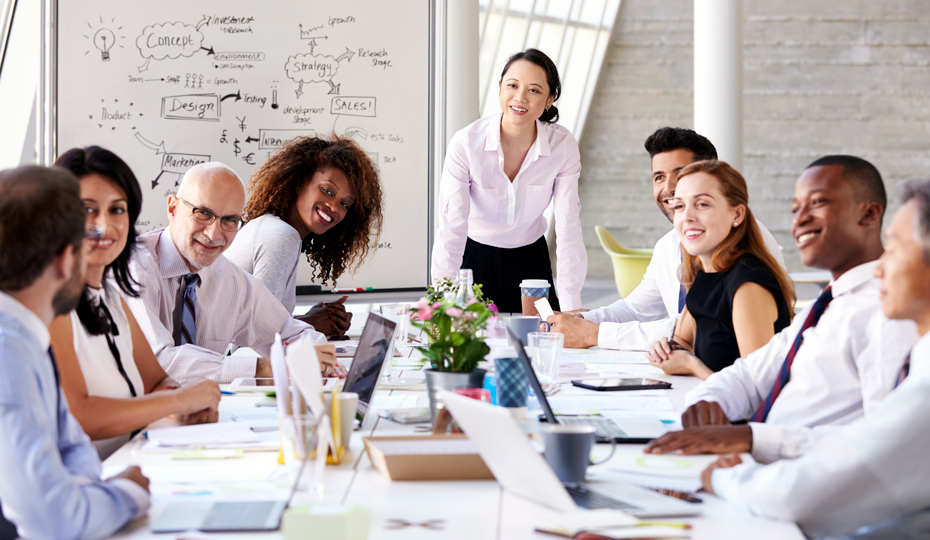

{"left": 125, "top": 229, "right": 325, "bottom": 385}
{"left": 431, "top": 113, "right": 587, "bottom": 310}
{"left": 0, "top": 291, "right": 149, "bottom": 540}
{"left": 686, "top": 261, "right": 919, "bottom": 463}
{"left": 583, "top": 222, "right": 786, "bottom": 350}
{"left": 712, "top": 332, "right": 930, "bottom": 538}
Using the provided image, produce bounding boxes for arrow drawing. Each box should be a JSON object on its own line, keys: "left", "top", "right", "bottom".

{"left": 220, "top": 91, "right": 242, "bottom": 102}
{"left": 345, "top": 127, "right": 368, "bottom": 140}
{"left": 335, "top": 47, "right": 355, "bottom": 63}
{"left": 135, "top": 132, "right": 167, "bottom": 155}
{"left": 200, "top": 46, "right": 215, "bottom": 55}
{"left": 151, "top": 170, "right": 166, "bottom": 190}
{"left": 144, "top": 77, "right": 164, "bottom": 82}
{"left": 245, "top": 135, "right": 259, "bottom": 143}
{"left": 295, "top": 81, "right": 304, "bottom": 99}
{"left": 138, "top": 57, "right": 151, "bottom": 73}
{"left": 327, "top": 81, "right": 340, "bottom": 95}
{"left": 196, "top": 14, "right": 210, "bottom": 31}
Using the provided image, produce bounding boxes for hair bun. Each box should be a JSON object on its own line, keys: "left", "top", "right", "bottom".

{"left": 539, "top": 104, "right": 559, "bottom": 123}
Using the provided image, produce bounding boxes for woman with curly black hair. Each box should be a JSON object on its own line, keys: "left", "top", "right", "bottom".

{"left": 226, "top": 134, "right": 384, "bottom": 336}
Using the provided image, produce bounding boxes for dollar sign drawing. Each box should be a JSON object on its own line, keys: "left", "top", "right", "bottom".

{"left": 233, "top": 139, "right": 241, "bottom": 156}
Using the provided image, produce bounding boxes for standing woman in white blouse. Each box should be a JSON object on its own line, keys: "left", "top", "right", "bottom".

{"left": 49, "top": 146, "right": 221, "bottom": 459}
{"left": 431, "top": 48, "right": 586, "bottom": 312}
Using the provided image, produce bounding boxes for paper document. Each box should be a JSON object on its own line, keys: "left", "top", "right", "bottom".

{"left": 561, "top": 353, "right": 649, "bottom": 364}
{"left": 146, "top": 422, "right": 260, "bottom": 448}
{"left": 371, "top": 394, "right": 420, "bottom": 410}
{"left": 535, "top": 298, "right": 554, "bottom": 320}
{"left": 588, "top": 468, "right": 703, "bottom": 494}
{"left": 547, "top": 395, "right": 674, "bottom": 413}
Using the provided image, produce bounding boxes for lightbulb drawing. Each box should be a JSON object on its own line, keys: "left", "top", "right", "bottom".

{"left": 94, "top": 28, "right": 115, "bottom": 61}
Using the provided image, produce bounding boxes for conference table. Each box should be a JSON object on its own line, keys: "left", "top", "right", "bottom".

{"left": 105, "top": 326, "right": 804, "bottom": 539}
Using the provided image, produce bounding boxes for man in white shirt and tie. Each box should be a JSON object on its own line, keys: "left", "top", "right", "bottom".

{"left": 547, "top": 127, "right": 785, "bottom": 350}
{"left": 698, "top": 179, "right": 930, "bottom": 539}
{"left": 125, "top": 162, "right": 341, "bottom": 385}
{"left": 643, "top": 156, "right": 918, "bottom": 465}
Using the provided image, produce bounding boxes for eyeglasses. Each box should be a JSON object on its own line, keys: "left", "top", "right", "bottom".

{"left": 85, "top": 226, "right": 104, "bottom": 252}
{"left": 175, "top": 196, "right": 244, "bottom": 232}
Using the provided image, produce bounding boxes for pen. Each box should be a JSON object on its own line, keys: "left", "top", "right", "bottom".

{"left": 332, "top": 287, "right": 373, "bottom": 292}
{"left": 636, "top": 521, "right": 692, "bottom": 530}
{"left": 221, "top": 390, "right": 234, "bottom": 395}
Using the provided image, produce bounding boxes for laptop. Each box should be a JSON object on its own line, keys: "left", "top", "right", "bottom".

{"left": 150, "top": 428, "right": 314, "bottom": 533}
{"left": 506, "top": 328, "right": 669, "bottom": 444}
{"left": 440, "top": 390, "right": 700, "bottom": 518}
{"left": 341, "top": 312, "right": 396, "bottom": 422}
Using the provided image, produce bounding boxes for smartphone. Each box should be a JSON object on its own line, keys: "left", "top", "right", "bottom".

{"left": 651, "top": 488, "right": 703, "bottom": 503}
{"left": 570, "top": 378, "right": 672, "bottom": 391}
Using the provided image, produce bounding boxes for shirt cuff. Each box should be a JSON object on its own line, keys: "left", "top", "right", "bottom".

{"left": 560, "top": 295, "right": 582, "bottom": 312}
{"left": 711, "top": 466, "right": 741, "bottom": 502}
{"left": 749, "top": 422, "right": 785, "bottom": 464}
{"left": 220, "top": 354, "right": 259, "bottom": 382}
{"left": 109, "top": 478, "right": 152, "bottom": 518}
{"left": 582, "top": 310, "right": 599, "bottom": 323}
{"left": 596, "top": 322, "right": 621, "bottom": 349}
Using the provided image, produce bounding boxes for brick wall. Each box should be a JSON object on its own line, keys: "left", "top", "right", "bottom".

{"left": 580, "top": 0, "right": 930, "bottom": 277}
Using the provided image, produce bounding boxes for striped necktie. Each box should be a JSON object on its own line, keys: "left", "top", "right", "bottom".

{"left": 751, "top": 285, "right": 833, "bottom": 423}
{"left": 173, "top": 273, "right": 200, "bottom": 346}
{"left": 894, "top": 353, "right": 911, "bottom": 388}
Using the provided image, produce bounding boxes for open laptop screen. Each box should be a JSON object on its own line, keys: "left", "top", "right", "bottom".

{"left": 343, "top": 312, "right": 396, "bottom": 417}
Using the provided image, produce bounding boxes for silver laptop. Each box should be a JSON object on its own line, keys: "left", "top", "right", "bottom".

{"left": 440, "top": 390, "right": 700, "bottom": 518}
{"left": 342, "top": 312, "right": 396, "bottom": 422}
{"left": 506, "top": 327, "right": 669, "bottom": 443}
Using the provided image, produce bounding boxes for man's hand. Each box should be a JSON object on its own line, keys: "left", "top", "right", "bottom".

{"left": 644, "top": 425, "right": 752, "bottom": 455}
{"left": 563, "top": 309, "right": 589, "bottom": 318}
{"left": 108, "top": 466, "right": 150, "bottom": 493}
{"left": 681, "top": 400, "right": 730, "bottom": 428}
{"left": 299, "top": 296, "right": 352, "bottom": 336}
{"left": 315, "top": 344, "right": 346, "bottom": 378}
{"left": 546, "top": 313, "right": 599, "bottom": 349}
{"left": 701, "top": 454, "right": 743, "bottom": 494}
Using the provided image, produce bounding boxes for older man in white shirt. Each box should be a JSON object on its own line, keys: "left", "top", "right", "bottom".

{"left": 644, "top": 156, "right": 918, "bottom": 464}
{"left": 547, "top": 127, "right": 785, "bottom": 350}
{"left": 125, "top": 163, "right": 339, "bottom": 385}
{"left": 701, "top": 179, "right": 930, "bottom": 539}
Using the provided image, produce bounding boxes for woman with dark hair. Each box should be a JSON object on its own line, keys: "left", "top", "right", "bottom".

{"left": 647, "top": 160, "right": 795, "bottom": 379}
{"left": 49, "top": 146, "right": 221, "bottom": 459}
{"left": 225, "top": 134, "right": 383, "bottom": 336}
{"left": 431, "top": 48, "right": 585, "bottom": 313}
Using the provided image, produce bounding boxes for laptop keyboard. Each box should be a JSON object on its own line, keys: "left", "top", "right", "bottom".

{"left": 558, "top": 415, "right": 626, "bottom": 440}
{"left": 565, "top": 484, "right": 639, "bottom": 511}
{"left": 201, "top": 501, "right": 280, "bottom": 530}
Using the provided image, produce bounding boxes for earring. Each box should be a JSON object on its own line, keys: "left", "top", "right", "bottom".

{"left": 546, "top": 106, "right": 550, "bottom": 111}
{"left": 733, "top": 222, "right": 739, "bottom": 227}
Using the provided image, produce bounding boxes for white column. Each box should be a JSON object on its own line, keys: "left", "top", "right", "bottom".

{"left": 693, "top": 0, "right": 744, "bottom": 170}
{"left": 444, "top": 0, "right": 480, "bottom": 147}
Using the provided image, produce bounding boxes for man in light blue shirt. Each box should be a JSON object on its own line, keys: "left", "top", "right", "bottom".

{"left": 0, "top": 165, "right": 150, "bottom": 540}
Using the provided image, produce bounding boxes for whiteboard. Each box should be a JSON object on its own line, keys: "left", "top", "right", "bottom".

{"left": 47, "top": 0, "right": 434, "bottom": 292}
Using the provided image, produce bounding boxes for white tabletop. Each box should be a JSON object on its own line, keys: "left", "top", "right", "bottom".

{"left": 105, "top": 347, "right": 804, "bottom": 539}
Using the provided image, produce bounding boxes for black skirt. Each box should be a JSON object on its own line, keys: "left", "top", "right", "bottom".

{"left": 461, "top": 236, "right": 560, "bottom": 314}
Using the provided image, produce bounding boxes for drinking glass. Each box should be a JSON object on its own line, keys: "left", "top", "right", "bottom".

{"left": 528, "top": 332, "right": 563, "bottom": 383}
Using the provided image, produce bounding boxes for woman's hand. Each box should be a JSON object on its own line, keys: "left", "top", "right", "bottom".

{"left": 299, "top": 297, "right": 353, "bottom": 336}
{"left": 647, "top": 346, "right": 714, "bottom": 379}
{"left": 174, "top": 379, "right": 221, "bottom": 424}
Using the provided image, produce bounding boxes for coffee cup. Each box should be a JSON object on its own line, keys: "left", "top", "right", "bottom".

{"left": 520, "top": 279, "right": 551, "bottom": 316}
{"left": 542, "top": 425, "right": 616, "bottom": 483}
{"left": 504, "top": 315, "right": 550, "bottom": 347}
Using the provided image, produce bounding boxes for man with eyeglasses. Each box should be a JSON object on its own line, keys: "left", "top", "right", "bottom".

{"left": 124, "top": 162, "right": 342, "bottom": 385}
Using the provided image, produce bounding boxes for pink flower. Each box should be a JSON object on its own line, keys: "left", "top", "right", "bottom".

{"left": 488, "top": 303, "right": 499, "bottom": 313}
{"left": 416, "top": 297, "right": 429, "bottom": 309}
{"left": 446, "top": 307, "right": 463, "bottom": 318}
{"left": 431, "top": 302, "right": 442, "bottom": 310}
{"left": 417, "top": 308, "right": 434, "bottom": 321}
{"left": 467, "top": 299, "right": 477, "bottom": 306}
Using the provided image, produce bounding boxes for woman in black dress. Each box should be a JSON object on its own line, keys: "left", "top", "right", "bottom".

{"left": 646, "top": 160, "right": 795, "bottom": 379}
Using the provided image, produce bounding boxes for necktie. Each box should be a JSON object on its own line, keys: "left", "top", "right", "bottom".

{"left": 751, "top": 285, "right": 833, "bottom": 423}
{"left": 173, "top": 273, "right": 200, "bottom": 346}
{"left": 894, "top": 353, "right": 911, "bottom": 388}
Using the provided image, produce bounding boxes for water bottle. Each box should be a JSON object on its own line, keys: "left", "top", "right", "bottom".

{"left": 454, "top": 269, "right": 476, "bottom": 306}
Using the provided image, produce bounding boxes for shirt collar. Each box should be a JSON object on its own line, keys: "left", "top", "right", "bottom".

{"left": 0, "top": 291, "right": 50, "bottom": 349}
{"left": 483, "top": 113, "right": 550, "bottom": 158}
{"left": 156, "top": 228, "right": 200, "bottom": 280}
{"left": 830, "top": 260, "right": 879, "bottom": 297}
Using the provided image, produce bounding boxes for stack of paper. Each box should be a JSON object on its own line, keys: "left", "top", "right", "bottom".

{"left": 589, "top": 453, "right": 729, "bottom": 493}
{"left": 146, "top": 422, "right": 260, "bottom": 448}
